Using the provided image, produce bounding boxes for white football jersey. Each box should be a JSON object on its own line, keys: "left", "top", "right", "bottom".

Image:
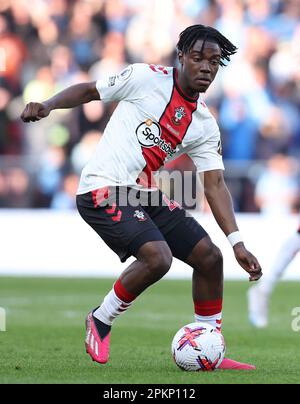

{"left": 77, "top": 63, "right": 224, "bottom": 195}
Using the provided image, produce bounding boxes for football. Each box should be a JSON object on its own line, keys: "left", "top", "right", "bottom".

{"left": 171, "top": 322, "right": 226, "bottom": 371}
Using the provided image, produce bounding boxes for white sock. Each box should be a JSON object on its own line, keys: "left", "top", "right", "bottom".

{"left": 195, "top": 312, "right": 222, "bottom": 332}
{"left": 93, "top": 288, "right": 133, "bottom": 326}
{"left": 259, "top": 232, "right": 300, "bottom": 295}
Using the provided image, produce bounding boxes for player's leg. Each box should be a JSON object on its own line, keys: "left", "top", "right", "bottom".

{"left": 160, "top": 211, "right": 255, "bottom": 370}
{"left": 183, "top": 235, "right": 254, "bottom": 369}
{"left": 92, "top": 240, "right": 172, "bottom": 334}
{"left": 77, "top": 188, "right": 172, "bottom": 363}
{"left": 162, "top": 217, "right": 223, "bottom": 330}
{"left": 118, "top": 240, "right": 172, "bottom": 295}
{"left": 248, "top": 229, "right": 300, "bottom": 328}
{"left": 186, "top": 236, "right": 223, "bottom": 330}
{"left": 145, "top": 193, "right": 223, "bottom": 331}
{"left": 87, "top": 240, "right": 172, "bottom": 364}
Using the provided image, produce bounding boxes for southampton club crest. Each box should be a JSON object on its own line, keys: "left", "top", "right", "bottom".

{"left": 171, "top": 107, "right": 186, "bottom": 126}
{"left": 134, "top": 210, "right": 147, "bottom": 222}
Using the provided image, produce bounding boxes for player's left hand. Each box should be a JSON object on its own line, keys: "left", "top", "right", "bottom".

{"left": 233, "top": 243, "right": 262, "bottom": 282}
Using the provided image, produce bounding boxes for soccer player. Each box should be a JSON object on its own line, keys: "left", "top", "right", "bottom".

{"left": 21, "top": 25, "right": 262, "bottom": 370}
{"left": 248, "top": 226, "right": 300, "bottom": 328}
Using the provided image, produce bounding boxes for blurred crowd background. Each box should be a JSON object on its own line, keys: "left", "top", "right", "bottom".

{"left": 0, "top": 0, "right": 300, "bottom": 213}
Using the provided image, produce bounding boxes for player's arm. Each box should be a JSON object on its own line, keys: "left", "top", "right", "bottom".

{"left": 21, "top": 81, "right": 100, "bottom": 122}
{"left": 203, "top": 169, "right": 262, "bottom": 282}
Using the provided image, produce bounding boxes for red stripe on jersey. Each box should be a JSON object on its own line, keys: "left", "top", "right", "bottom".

{"left": 138, "top": 69, "right": 198, "bottom": 187}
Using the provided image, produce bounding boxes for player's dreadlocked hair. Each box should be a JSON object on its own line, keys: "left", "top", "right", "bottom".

{"left": 177, "top": 25, "right": 238, "bottom": 67}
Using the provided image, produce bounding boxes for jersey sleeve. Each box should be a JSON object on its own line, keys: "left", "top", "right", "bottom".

{"left": 187, "top": 128, "right": 224, "bottom": 173}
{"left": 96, "top": 64, "right": 147, "bottom": 103}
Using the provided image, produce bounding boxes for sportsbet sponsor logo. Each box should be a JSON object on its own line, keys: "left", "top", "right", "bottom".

{"left": 136, "top": 120, "right": 176, "bottom": 158}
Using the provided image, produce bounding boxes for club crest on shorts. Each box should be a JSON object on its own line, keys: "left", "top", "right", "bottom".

{"left": 171, "top": 107, "right": 186, "bottom": 126}
{"left": 134, "top": 210, "right": 147, "bottom": 221}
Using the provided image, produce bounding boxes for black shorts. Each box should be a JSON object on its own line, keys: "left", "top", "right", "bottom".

{"left": 76, "top": 187, "right": 208, "bottom": 263}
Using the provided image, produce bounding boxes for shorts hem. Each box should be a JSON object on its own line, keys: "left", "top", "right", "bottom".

{"left": 120, "top": 229, "right": 166, "bottom": 262}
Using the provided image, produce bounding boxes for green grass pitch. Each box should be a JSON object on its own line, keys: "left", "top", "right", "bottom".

{"left": 0, "top": 277, "right": 300, "bottom": 384}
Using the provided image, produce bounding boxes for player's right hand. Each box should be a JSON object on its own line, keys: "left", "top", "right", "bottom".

{"left": 233, "top": 243, "right": 263, "bottom": 282}
{"left": 21, "top": 102, "right": 51, "bottom": 123}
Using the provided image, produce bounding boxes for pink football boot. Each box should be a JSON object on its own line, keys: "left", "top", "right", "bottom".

{"left": 219, "top": 357, "right": 256, "bottom": 370}
{"left": 85, "top": 312, "right": 110, "bottom": 364}
{"left": 214, "top": 329, "right": 256, "bottom": 370}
